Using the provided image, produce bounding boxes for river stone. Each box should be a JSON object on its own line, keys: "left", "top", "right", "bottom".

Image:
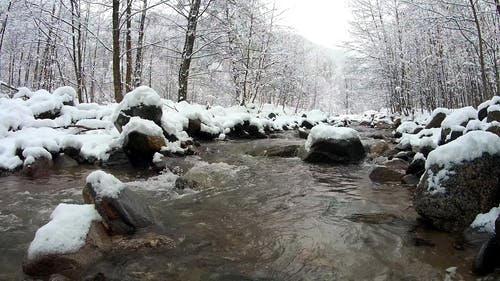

{"left": 473, "top": 235, "right": 500, "bottom": 275}
{"left": 369, "top": 165, "right": 405, "bottom": 183}
{"left": 83, "top": 183, "right": 154, "bottom": 235}
{"left": 414, "top": 154, "right": 500, "bottom": 232}
{"left": 487, "top": 124, "right": 500, "bottom": 137}
{"left": 298, "top": 128, "right": 309, "bottom": 139}
{"left": 402, "top": 174, "right": 420, "bottom": 185}
{"left": 303, "top": 138, "right": 366, "bottom": 164}
{"left": 300, "top": 120, "right": 315, "bottom": 129}
{"left": 23, "top": 222, "right": 110, "bottom": 279}
{"left": 369, "top": 140, "right": 391, "bottom": 156}
{"left": 425, "top": 112, "right": 447, "bottom": 129}
{"left": 185, "top": 118, "right": 219, "bottom": 140}
{"left": 246, "top": 144, "right": 301, "bottom": 158}
{"left": 406, "top": 157, "right": 426, "bottom": 176}
{"left": 122, "top": 131, "right": 165, "bottom": 167}
{"left": 487, "top": 108, "right": 500, "bottom": 123}
{"left": 226, "top": 120, "right": 267, "bottom": 139}
{"left": 115, "top": 104, "right": 163, "bottom": 133}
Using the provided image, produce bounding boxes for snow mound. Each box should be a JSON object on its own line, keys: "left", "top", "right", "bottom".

{"left": 426, "top": 131, "right": 500, "bottom": 169}
{"left": 86, "top": 170, "right": 125, "bottom": 199}
{"left": 25, "top": 90, "right": 63, "bottom": 116}
{"left": 471, "top": 206, "right": 500, "bottom": 233}
{"left": 27, "top": 203, "right": 101, "bottom": 259}
{"left": 53, "top": 86, "right": 77, "bottom": 104}
{"left": 441, "top": 106, "right": 477, "bottom": 129}
{"left": 305, "top": 124, "right": 360, "bottom": 152}
{"left": 22, "top": 147, "right": 52, "bottom": 165}
{"left": 396, "top": 121, "right": 419, "bottom": 134}
{"left": 115, "top": 86, "right": 161, "bottom": 112}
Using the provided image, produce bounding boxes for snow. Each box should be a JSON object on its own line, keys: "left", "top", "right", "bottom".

{"left": 471, "top": 206, "right": 500, "bottom": 233}
{"left": 413, "top": 152, "right": 426, "bottom": 161}
{"left": 114, "top": 86, "right": 161, "bottom": 113}
{"left": 396, "top": 121, "right": 419, "bottom": 134}
{"left": 25, "top": 90, "right": 63, "bottom": 116}
{"left": 152, "top": 152, "right": 164, "bottom": 164}
{"left": 398, "top": 128, "right": 441, "bottom": 150}
{"left": 22, "top": 147, "right": 52, "bottom": 165}
{"left": 86, "top": 170, "right": 125, "bottom": 199}
{"left": 27, "top": 203, "right": 102, "bottom": 259}
{"left": 305, "top": 124, "right": 360, "bottom": 152}
{"left": 441, "top": 106, "right": 477, "bottom": 129}
{"left": 465, "top": 119, "right": 487, "bottom": 132}
{"left": 487, "top": 104, "right": 500, "bottom": 113}
{"left": 53, "top": 86, "right": 77, "bottom": 104}
{"left": 118, "top": 116, "right": 166, "bottom": 145}
{"left": 426, "top": 131, "right": 500, "bottom": 169}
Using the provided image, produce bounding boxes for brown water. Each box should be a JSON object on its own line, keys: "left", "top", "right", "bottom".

{"left": 0, "top": 130, "right": 498, "bottom": 281}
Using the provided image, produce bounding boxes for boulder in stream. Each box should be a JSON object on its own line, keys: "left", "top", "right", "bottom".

{"left": 23, "top": 205, "right": 109, "bottom": 279}
{"left": 83, "top": 170, "right": 155, "bottom": 235}
{"left": 113, "top": 86, "right": 163, "bottom": 132}
{"left": 414, "top": 131, "right": 500, "bottom": 232}
{"left": 302, "top": 125, "right": 366, "bottom": 164}
{"left": 119, "top": 117, "right": 166, "bottom": 167}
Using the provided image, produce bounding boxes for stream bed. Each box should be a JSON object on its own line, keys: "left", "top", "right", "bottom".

{"left": 0, "top": 129, "right": 498, "bottom": 281}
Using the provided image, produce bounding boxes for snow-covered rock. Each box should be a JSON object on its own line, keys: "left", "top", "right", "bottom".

{"left": 119, "top": 117, "right": 166, "bottom": 167}
{"left": 53, "top": 86, "right": 77, "bottom": 106}
{"left": 113, "top": 86, "right": 163, "bottom": 132}
{"left": 84, "top": 170, "right": 154, "bottom": 235}
{"left": 414, "top": 131, "right": 500, "bottom": 232}
{"left": 425, "top": 108, "right": 450, "bottom": 129}
{"left": 303, "top": 125, "right": 366, "bottom": 163}
{"left": 395, "top": 121, "right": 421, "bottom": 138}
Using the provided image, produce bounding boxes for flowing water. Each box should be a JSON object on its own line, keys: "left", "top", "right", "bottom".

{"left": 0, "top": 129, "right": 498, "bottom": 281}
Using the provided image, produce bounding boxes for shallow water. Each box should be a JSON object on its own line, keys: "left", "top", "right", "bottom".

{"left": 0, "top": 129, "right": 498, "bottom": 281}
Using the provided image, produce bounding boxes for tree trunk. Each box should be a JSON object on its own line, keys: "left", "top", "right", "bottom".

{"left": 178, "top": 0, "right": 202, "bottom": 102}
{"left": 134, "top": 0, "right": 147, "bottom": 87}
{"left": 469, "top": 0, "right": 490, "bottom": 100}
{"left": 0, "top": 0, "right": 12, "bottom": 57}
{"left": 112, "top": 0, "right": 123, "bottom": 102}
{"left": 125, "top": 0, "right": 133, "bottom": 93}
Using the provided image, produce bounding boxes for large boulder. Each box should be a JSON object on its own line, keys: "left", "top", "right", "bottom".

{"left": 478, "top": 96, "right": 500, "bottom": 121}
{"left": 302, "top": 125, "right": 366, "bottom": 164}
{"left": 487, "top": 105, "right": 500, "bottom": 123}
{"left": 23, "top": 204, "right": 109, "bottom": 279}
{"left": 113, "top": 86, "right": 163, "bottom": 132}
{"left": 425, "top": 108, "right": 449, "bottom": 129}
{"left": 119, "top": 117, "right": 166, "bottom": 167}
{"left": 83, "top": 171, "right": 154, "bottom": 235}
{"left": 21, "top": 147, "right": 53, "bottom": 177}
{"left": 414, "top": 131, "right": 500, "bottom": 232}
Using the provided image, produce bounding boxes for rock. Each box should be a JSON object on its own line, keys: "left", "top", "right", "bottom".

{"left": 113, "top": 86, "right": 163, "bottom": 132}
{"left": 473, "top": 235, "right": 500, "bottom": 275}
{"left": 300, "top": 120, "right": 315, "bottom": 129}
{"left": 392, "top": 117, "right": 402, "bottom": 129}
{"left": 84, "top": 171, "right": 155, "bottom": 235}
{"left": 268, "top": 112, "right": 277, "bottom": 119}
{"left": 384, "top": 158, "right": 409, "bottom": 171}
{"left": 246, "top": 144, "right": 301, "bottom": 158}
{"left": 21, "top": 147, "right": 54, "bottom": 178}
{"left": 392, "top": 151, "right": 415, "bottom": 162}
{"left": 407, "top": 157, "right": 425, "bottom": 176}
{"left": 369, "top": 165, "right": 405, "bottom": 183}
{"left": 439, "top": 127, "right": 465, "bottom": 145}
{"left": 226, "top": 120, "right": 267, "bottom": 139}
{"left": 414, "top": 135, "right": 500, "bottom": 232}
{"left": 369, "top": 141, "right": 391, "bottom": 156}
{"left": 425, "top": 112, "right": 447, "bottom": 129}
{"left": 303, "top": 138, "right": 366, "bottom": 164}
{"left": 53, "top": 154, "right": 79, "bottom": 169}
{"left": 487, "top": 108, "right": 500, "bottom": 123}
{"left": 303, "top": 126, "right": 366, "bottom": 164}
{"left": 101, "top": 148, "right": 129, "bottom": 167}
{"left": 402, "top": 174, "right": 420, "bottom": 185}
{"left": 185, "top": 118, "right": 220, "bottom": 140}
{"left": 298, "top": 128, "right": 309, "bottom": 139}
{"left": 123, "top": 132, "right": 165, "bottom": 167}
{"left": 486, "top": 124, "right": 500, "bottom": 137}
{"left": 175, "top": 161, "right": 240, "bottom": 190}
{"left": 23, "top": 222, "right": 110, "bottom": 280}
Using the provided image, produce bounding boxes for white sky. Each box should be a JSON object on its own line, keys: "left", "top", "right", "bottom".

{"left": 273, "top": 0, "right": 352, "bottom": 48}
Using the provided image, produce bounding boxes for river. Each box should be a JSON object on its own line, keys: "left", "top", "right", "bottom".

{"left": 0, "top": 128, "right": 496, "bottom": 280}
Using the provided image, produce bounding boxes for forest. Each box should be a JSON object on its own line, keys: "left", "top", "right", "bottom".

{"left": 1, "top": 0, "right": 499, "bottom": 114}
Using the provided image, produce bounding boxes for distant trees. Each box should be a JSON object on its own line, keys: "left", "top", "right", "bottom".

{"left": 347, "top": 0, "right": 500, "bottom": 113}
{"left": 0, "top": 0, "right": 343, "bottom": 113}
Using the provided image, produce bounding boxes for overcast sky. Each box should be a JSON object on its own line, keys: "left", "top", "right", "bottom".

{"left": 273, "top": 0, "right": 352, "bottom": 48}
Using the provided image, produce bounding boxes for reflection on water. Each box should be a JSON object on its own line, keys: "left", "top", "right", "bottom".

{"left": 0, "top": 132, "right": 498, "bottom": 280}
